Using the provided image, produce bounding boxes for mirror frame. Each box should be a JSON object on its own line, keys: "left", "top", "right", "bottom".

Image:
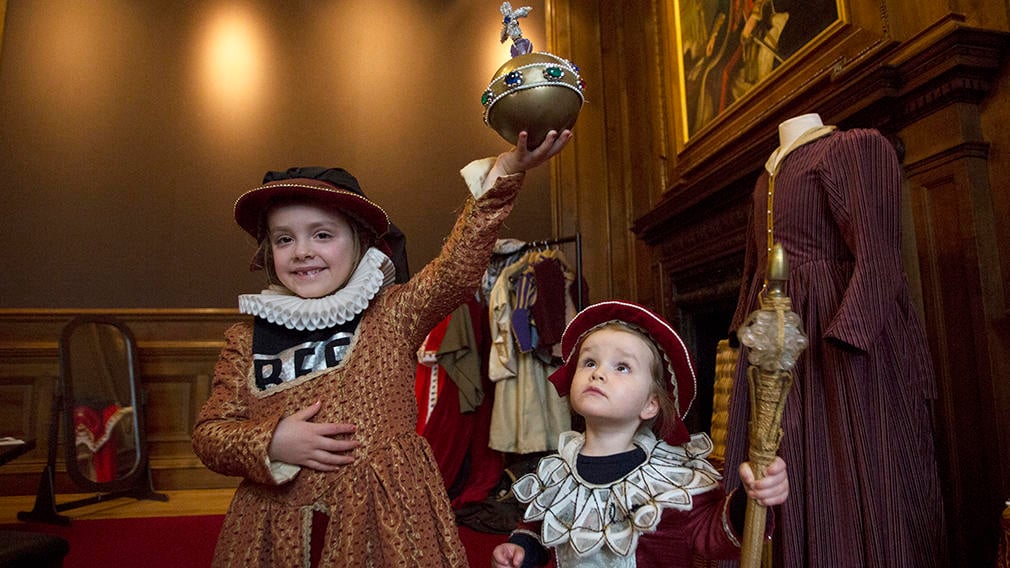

{"left": 60, "top": 314, "right": 150, "bottom": 493}
{"left": 19, "top": 314, "right": 167, "bottom": 526}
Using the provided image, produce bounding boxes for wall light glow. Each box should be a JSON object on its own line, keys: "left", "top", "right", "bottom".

{"left": 198, "top": 5, "right": 268, "bottom": 117}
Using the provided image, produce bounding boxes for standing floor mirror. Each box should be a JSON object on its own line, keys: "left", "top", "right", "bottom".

{"left": 19, "top": 315, "right": 167, "bottom": 525}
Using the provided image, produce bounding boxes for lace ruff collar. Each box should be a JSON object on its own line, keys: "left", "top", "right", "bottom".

{"left": 512, "top": 430, "right": 721, "bottom": 561}
{"left": 238, "top": 247, "right": 396, "bottom": 331}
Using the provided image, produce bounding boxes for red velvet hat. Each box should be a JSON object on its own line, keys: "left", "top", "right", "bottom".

{"left": 548, "top": 300, "right": 697, "bottom": 444}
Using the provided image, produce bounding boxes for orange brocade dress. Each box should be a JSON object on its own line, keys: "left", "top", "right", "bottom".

{"left": 192, "top": 175, "right": 522, "bottom": 567}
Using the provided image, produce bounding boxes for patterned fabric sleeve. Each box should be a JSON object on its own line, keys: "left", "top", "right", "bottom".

{"left": 820, "top": 129, "right": 904, "bottom": 351}
{"left": 191, "top": 323, "right": 286, "bottom": 485}
{"left": 380, "top": 174, "right": 523, "bottom": 350}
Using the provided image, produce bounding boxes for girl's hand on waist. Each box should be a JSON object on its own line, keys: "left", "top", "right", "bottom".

{"left": 268, "top": 401, "right": 360, "bottom": 472}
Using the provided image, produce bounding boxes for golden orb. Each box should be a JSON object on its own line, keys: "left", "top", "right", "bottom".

{"left": 482, "top": 52, "right": 584, "bottom": 149}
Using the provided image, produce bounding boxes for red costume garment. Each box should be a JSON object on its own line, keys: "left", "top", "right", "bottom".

{"left": 415, "top": 298, "right": 504, "bottom": 509}
{"left": 723, "top": 128, "right": 945, "bottom": 567}
{"left": 74, "top": 403, "right": 132, "bottom": 482}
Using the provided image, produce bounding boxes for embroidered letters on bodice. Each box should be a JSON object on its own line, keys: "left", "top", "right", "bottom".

{"left": 250, "top": 315, "right": 362, "bottom": 391}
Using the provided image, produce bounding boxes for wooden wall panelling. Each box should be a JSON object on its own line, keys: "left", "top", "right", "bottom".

{"left": 0, "top": 310, "right": 243, "bottom": 495}
{"left": 0, "top": 377, "right": 42, "bottom": 443}
{"left": 139, "top": 342, "right": 240, "bottom": 490}
{"left": 981, "top": 65, "right": 1010, "bottom": 316}
{"left": 903, "top": 112, "right": 1006, "bottom": 564}
{"left": 546, "top": 0, "right": 613, "bottom": 303}
{"left": 645, "top": 181, "right": 754, "bottom": 436}
{"left": 0, "top": 331, "right": 61, "bottom": 494}
{"left": 548, "top": 0, "right": 675, "bottom": 303}
{"left": 589, "top": 3, "right": 630, "bottom": 297}
{"left": 890, "top": 21, "right": 1010, "bottom": 566}
{"left": 606, "top": 0, "right": 674, "bottom": 304}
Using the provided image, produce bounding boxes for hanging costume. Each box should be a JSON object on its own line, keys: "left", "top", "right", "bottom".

{"left": 416, "top": 239, "right": 583, "bottom": 515}
{"left": 415, "top": 298, "right": 503, "bottom": 507}
{"left": 487, "top": 248, "right": 577, "bottom": 453}
{"left": 193, "top": 158, "right": 525, "bottom": 567}
{"left": 74, "top": 403, "right": 133, "bottom": 482}
{"left": 722, "top": 128, "right": 946, "bottom": 567}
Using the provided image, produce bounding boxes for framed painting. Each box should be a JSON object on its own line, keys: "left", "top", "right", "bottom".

{"left": 671, "top": 0, "right": 844, "bottom": 142}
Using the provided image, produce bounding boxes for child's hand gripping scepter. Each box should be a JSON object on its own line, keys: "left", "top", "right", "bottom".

{"left": 736, "top": 243, "right": 808, "bottom": 567}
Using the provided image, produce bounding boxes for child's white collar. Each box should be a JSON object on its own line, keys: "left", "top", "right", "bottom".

{"left": 237, "top": 247, "right": 396, "bottom": 331}
{"left": 511, "top": 430, "right": 722, "bottom": 561}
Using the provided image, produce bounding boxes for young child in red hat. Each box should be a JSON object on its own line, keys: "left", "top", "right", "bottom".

{"left": 492, "top": 300, "right": 789, "bottom": 568}
{"left": 192, "top": 130, "right": 571, "bottom": 567}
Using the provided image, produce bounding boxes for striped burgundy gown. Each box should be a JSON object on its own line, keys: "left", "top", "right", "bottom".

{"left": 721, "top": 128, "right": 946, "bottom": 567}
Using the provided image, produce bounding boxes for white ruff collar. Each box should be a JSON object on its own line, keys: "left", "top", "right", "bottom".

{"left": 512, "top": 430, "right": 721, "bottom": 562}
{"left": 238, "top": 247, "right": 396, "bottom": 331}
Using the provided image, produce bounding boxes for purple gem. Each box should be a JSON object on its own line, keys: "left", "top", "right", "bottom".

{"left": 510, "top": 38, "right": 533, "bottom": 57}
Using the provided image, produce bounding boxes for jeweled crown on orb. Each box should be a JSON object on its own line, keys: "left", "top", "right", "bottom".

{"left": 481, "top": 2, "right": 585, "bottom": 149}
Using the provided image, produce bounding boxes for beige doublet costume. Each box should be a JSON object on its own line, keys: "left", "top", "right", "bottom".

{"left": 193, "top": 162, "right": 522, "bottom": 567}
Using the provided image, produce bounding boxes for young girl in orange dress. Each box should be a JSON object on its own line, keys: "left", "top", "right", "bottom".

{"left": 192, "top": 130, "right": 571, "bottom": 567}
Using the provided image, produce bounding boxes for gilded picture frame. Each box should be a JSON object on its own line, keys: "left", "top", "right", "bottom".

{"left": 669, "top": 0, "right": 847, "bottom": 143}
{"left": 0, "top": 0, "right": 7, "bottom": 63}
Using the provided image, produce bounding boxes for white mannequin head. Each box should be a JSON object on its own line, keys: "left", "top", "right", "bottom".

{"left": 778, "top": 113, "right": 823, "bottom": 148}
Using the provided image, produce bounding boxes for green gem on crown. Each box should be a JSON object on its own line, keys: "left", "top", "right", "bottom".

{"left": 544, "top": 66, "right": 564, "bottom": 80}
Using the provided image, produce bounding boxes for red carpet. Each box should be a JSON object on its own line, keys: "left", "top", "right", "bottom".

{"left": 1, "top": 516, "right": 506, "bottom": 567}
{"left": 1, "top": 515, "right": 224, "bottom": 567}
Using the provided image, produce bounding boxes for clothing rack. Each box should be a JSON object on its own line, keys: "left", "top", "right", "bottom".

{"left": 518, "top": 233, "right": 583, "bottom": 311}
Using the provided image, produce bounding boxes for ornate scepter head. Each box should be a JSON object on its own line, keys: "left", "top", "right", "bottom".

{"left": 738, "top": 243, "right": 808, "bottom": 372}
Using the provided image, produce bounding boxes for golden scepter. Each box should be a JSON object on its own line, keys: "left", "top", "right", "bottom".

{"left": 737, "top": 243, "right": 807, "bottom": 568}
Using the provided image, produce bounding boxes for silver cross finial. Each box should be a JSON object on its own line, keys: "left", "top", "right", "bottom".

{"left": 499, "top": 2, "right": 532, "bottom": 43}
